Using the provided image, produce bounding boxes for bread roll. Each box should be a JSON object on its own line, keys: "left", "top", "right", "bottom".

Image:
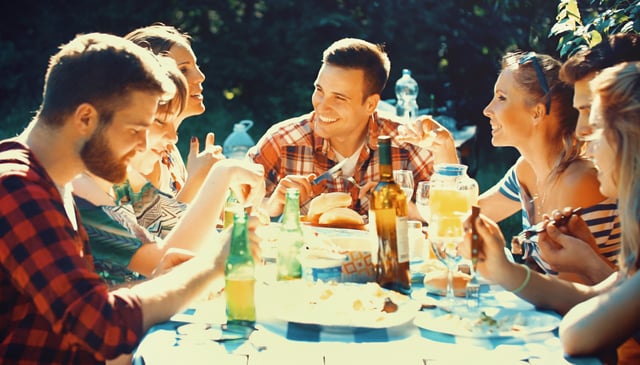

{"left": 308, "top": 192, "right": 352, "bottom": 218}
{"left": 423, "top": 270, "right": 471, "bottom": 297}
{"left": 318, "top": 207, "right": 364, "bottom": 226}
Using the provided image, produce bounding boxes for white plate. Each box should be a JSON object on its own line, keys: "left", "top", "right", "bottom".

{"left": 310, "top": 226, "right": 370, "bottom": 239}
{"left": 268, "top": 280, "right": 420, "bottom": 329}
{"left": 414, "top": 306, "right": 560, "bottom": 338}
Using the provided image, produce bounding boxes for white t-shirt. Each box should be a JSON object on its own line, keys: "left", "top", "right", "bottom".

{"left": 57, "top": 183, "right": 78, "bottom": 231}
{"left": 334, "top": 143, "right": 365, "bottom": 178}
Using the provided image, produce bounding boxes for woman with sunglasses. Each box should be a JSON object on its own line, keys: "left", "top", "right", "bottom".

{"left": 478, "top": 51, "right": 619, "bottom": 284}
{"left": 463, "top": 61, "right": 640, "bottom": 365}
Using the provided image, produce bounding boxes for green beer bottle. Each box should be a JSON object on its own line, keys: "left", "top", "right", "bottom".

{"left": 276, "top": 188, "right": 305, "bottom": 280}
{"left": 223, "top": 189, "right": 241, "bottom": 229}
{"left": 225, "top": 210, "right": 256, "bottom": 325}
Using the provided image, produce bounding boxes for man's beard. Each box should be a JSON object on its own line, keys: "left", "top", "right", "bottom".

{"left": 80, "top": 126, "right": 130, "bottom": 183}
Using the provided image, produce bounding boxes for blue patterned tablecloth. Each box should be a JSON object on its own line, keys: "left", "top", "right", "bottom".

{"left": 133, "top": 281, "right": 602, "bottom": 365}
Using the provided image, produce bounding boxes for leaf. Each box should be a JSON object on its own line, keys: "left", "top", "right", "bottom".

{"left": 566, "top": 0, "right": 582, "bottom": 22}
{"left": 586, "top": 30, "right": 603, "bottom": 47}
{"left": 620, "top": 21, "right": 635, "bottom": 33}
{"left": 560, "top": 39, "right": 576, "bottom": 57}
{"left": 550, "top": 19, "right": 576, "bottom": 36}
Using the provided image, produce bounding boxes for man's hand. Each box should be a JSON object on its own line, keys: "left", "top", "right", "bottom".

{"left": 397, "top": 115, "right": 459, "bottom": 164}
{"left": 264, "top": 174, "right": 314, "bottom": 217}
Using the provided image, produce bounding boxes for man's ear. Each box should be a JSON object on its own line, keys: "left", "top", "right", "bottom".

{"left": 365, "top": 93, "right": 380, "bottom": 114}
{"left": 73, "top": 103, "right": 99, "bottom": 136}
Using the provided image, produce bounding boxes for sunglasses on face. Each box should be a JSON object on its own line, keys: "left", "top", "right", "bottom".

{"left": 519, "top": 52, "right": 551, "bottom": 115}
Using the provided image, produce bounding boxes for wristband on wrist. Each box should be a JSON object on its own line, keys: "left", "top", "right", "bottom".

{"left": 511, "top": 265, "right": 531, "bottom": 294}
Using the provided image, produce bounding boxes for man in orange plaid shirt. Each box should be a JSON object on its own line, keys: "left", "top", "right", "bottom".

{"left": 249, "top": 38, "right": 458, "bottom": 219}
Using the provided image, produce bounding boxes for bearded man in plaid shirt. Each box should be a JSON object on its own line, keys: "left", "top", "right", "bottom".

{"left": 0, "top": 32, "right": 265, "bottom": 364}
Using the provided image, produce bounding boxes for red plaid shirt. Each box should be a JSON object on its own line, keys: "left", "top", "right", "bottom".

{"left": 0, "top": 140, "right": 143, "bottom": 364}
{"left": 249, "top": 111, "right": 434, "bottom": 215}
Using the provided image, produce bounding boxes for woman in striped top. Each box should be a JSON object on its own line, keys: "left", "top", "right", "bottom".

{"left": 478, "top": 51, "right": 620, "bottom": 284}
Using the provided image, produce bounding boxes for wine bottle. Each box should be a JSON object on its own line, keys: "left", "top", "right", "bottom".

{"left": 276, "top": 188, "right": 305, "bottom": 280}
{"left": 225, "top": 210, "right": 256, "bottom": 325}
{"left": 370, "top": 135, "right": 411, "bottom": 294}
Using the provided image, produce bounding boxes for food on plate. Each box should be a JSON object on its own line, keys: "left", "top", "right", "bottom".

{"left": 423, "top": 268, "right": 471, "bottom": 297}
{"left": 382, "top": 297, "right": 399, "bottom": 313}
{"left": 273, "top": 280, "right": 415, "bottom": 326}
{"left": 308, "top": 192, "right": 352, "bottom": 218}
{"left": 431, "top": 309, "right": 529, "bottom": 336}
{"left": 318, "top": 206, "right": 365, "bottom": 226}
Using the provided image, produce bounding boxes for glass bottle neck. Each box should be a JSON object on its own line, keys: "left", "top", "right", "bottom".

{"left": 379, "top": 139, "right": 394, "bottom": 181}
{"left": 230, "top": 213, "right": 249, "bottom": 256}
{"left": 282, "top": 189, "right": 301, "bottom": 227}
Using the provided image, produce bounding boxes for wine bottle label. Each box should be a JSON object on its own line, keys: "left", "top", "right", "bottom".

{"left": 396, "top": 216, "right": 409, "bottom": 263}
{"left": 368, "top": 210, "right": 379, "bottom": 265}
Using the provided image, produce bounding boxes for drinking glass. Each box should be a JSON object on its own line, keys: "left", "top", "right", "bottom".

{"left": 415, "top": 181, "right": 431, "bottom": 223}
{"left": 428, "top": 188, "right": 469, "bottom": 306}
{"left": 393, "top": 170, "right": 414, "bottom": 201}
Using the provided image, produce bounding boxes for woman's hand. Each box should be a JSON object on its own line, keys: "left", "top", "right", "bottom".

{"left": 151, "top": 248, "right": 195, "bottom": 277}
{"left": 217, "top": 212, "right": 266, "bottom": 265}
{"left": 212, "top": 159, "right": 266, "bottom": 210}
{"left": 460, "top": 212, "right": 512, "bottom": 282}
{"left": 186, "top": 133, "right": 226, "bottom": 187}
{"left": 538, "top": 207, "right": 616, "bottom": 283}
{"left": 247, "top": 213, "right": 267, "bottom": 262}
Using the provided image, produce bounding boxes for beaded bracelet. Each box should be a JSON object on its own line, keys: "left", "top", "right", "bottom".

{"left": 511, "top": 264, "right": 531, "bottom": 294}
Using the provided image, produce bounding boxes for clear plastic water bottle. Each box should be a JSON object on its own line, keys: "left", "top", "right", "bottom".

{"left": 223, "top": 120, "right": 255, "bottom": 159}
{"left": 395, "top": 69, "right": 419, "bottom": 122}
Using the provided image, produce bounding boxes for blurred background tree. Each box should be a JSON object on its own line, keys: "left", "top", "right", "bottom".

{"left": 550, "top": 0, "right": 639, "bottom": 57}
{"left": 1, "top": 0, "right": 636, "bottom": 238}
{"left": 0, "top": 0, "right": 559, "bottom": 177}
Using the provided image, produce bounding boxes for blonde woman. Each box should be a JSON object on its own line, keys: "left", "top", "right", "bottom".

{"left": 463, "top": 61, "right": 640, "bottom": 364}
{"left": 478, "top": 51, "right": 619, "bottom": 284}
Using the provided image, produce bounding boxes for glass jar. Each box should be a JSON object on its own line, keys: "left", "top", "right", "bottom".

{"left": 428, "top": 164, "right": 478, "bottom": 256}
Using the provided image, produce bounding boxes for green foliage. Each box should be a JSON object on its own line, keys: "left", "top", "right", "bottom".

{"left": 550, "top": 0, "right": 640, "bottom": 58}
{"left": 0, "top": 1, "right": 557, "bottom": 145}
{"left": 2, "top": 0, "right": 556, "bottom": 239}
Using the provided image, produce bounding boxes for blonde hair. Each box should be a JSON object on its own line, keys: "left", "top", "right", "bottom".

{"left": 591, "top": 61, "right": 640, "bottom": 274}
{"left": 502, "top": 52, "right": 582, "bottom": 184}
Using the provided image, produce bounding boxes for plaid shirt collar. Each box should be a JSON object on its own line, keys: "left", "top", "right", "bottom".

{"left": 310, "top": 111, "right": 382, "bottom": 161}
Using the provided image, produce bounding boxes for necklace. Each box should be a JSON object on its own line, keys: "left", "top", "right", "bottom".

{"left": 530, "top": 192, "right": 546, "bottom": 221}
{"left": 529, "top": 176, "right": 558, "bottom": 222}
